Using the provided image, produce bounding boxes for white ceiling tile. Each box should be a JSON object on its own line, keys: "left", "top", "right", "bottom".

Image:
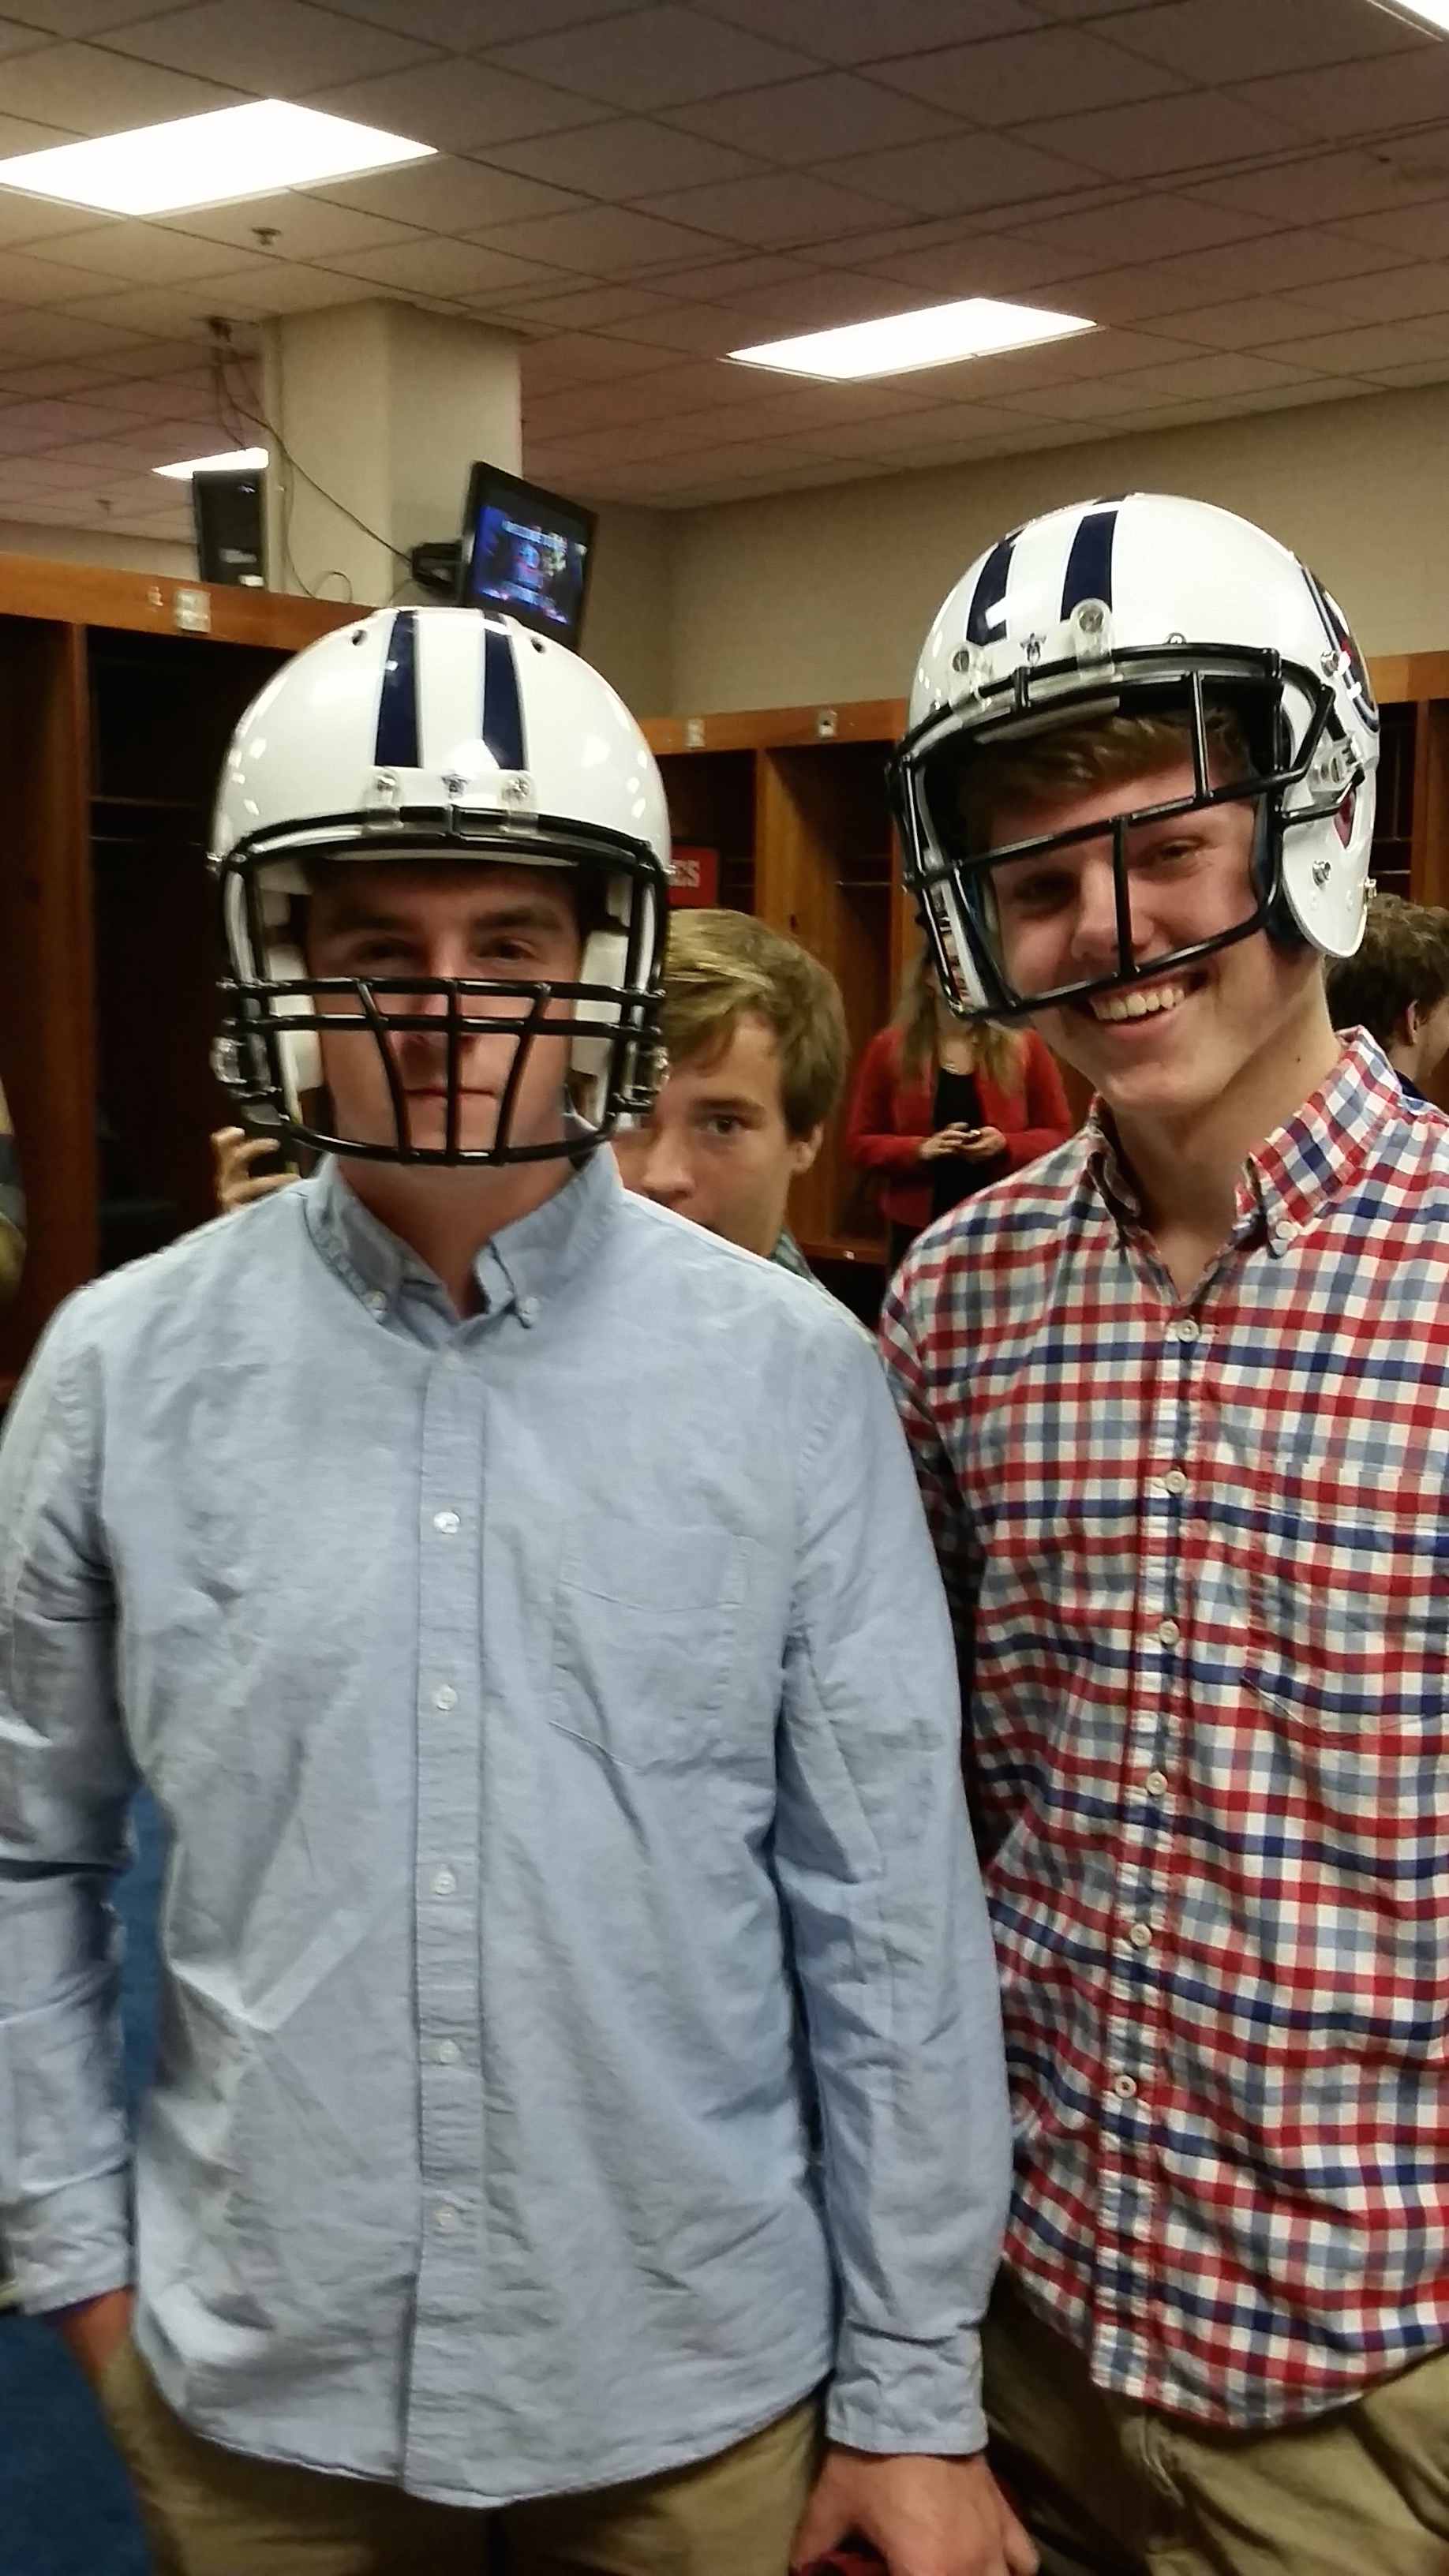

{"left": 824, "top": 130, "right": 1101, "bottom": 217}
{"left": 329, "top": 0, "right": 643, "bottom": 35}
{"left": 479, "top": 117, "right": 765, "bottom": 198}
{"left": 102, "top": 0, "right": 436, "bottom": 95}
{"left": 876, "top": 24, "right": 1186, "bottom": 121}
{"left": 0, "top": 39, "right": 243, "bottom": 131}
{"left": 27, "top": 223, "right": 282, "bottom": 286}
{"left": 1018, "top": 90, "right": 1303, "bottom": 181}
{"left": 520, "top": 329, "right": 682, "bottom": 385}
{"left": 688, "top": 0, "right": 1038, "bottom": 58}
{"left": 49, "top": 285, "right": 237, "bottom": 335}
{"left": 470, "top": 203, "right": 726, "bottom": 271}
{"left": 88, "top": 365, "right": 229, "bottom": 417}
{"left": 637, "top": 168, "right": 925, "bottom": 242}
{"left": 481, "top": 9, "right": 818, "bottom": 112}
{"left": 712, "top": 266, "right": 957, "bottom": 328}
{"left": 0, "top": 244, "right": 128, "bottom": 302}
{"left": 309, "top": 58, "right": 611, "bottom": 152}
{"left": 1264, "top": 315, "right": 1449, "bottom": 378}
{"left": 1101, "top": 0, "right": 1428, "bottom": 84}
{"left": 1237, "top": 47, "right": 1449, "bottom": 146}
{"left": 861, "top": 231, "right": 1114, "bottom": 298}
{"left": 504, "top": 280, "right": 665, "bottom": 329}
{"left": 0, "top": 194, "right": 108, "bottom": 248}
{"left": 1327, "top": 198, "right": 1449, "bottom": 259}
{"left": 0, "top": 306, "right": 152, "bottom": 362}
{"left": 665, "top": 71, "right": 964, "bottom": 164}
{"left": 193, "top": 261, "right": 389, "bottom": 313}
{"left": 1359, "top": 358, "right": 1449, "bottom": 391}
{"left": 0, "top": 111, "right": 88, "bottom": 154}
{"left": 155, "top": 194, "right": 425, "bottom": 264}
{"left": 0, "top": 358, "right": 105, "bottom": 395}
{"left": 581, "top": 301, "right": 747, "bottom": 353}
{"left": 1286, "top": 262, "right": 1449, "bottom": 327}
{"left": 317, "top": 156, "right": 586, "bottom": 231}
{"left": 617, "top": 249, "right": 813, "bottom": 298}
{"left": 84, "top": 330, "right": 245, "bottom": 376}
{"left": 0, "top": 0, "right": 191, "bottom": 28}
{"left": 323, "top": 235, "right": 568, "bottom": 295}
{"left": 1193, "top": 150, "right": 1449, "bottom": 226}
{"left": 1143, "top": 293, "right": 1346, "bottom": 352}
{"left": 1009, "top": 192, "right": 1267, "bottom": 262}
{"left": 0, "top": 394, "right": 155, "bottom": 451}
{"left": 1149, "top": 223, "right": 1406, "bottom": 299}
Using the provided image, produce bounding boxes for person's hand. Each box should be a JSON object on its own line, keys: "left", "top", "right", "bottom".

{"left": 792, "top": 2447, "right": 1037, "bottom": 2576}
{"left": 917, "top": 1125, "right": 977, "bottom": 1163}
{"left": 212, "top": 1126, "right": 295, "bottom": 1213}
{"left": 51, "top": 2286, "right": 134, "bottom": 2391}
{"left": 954, "top": 1126, "right": 1007, "bottom": 1159}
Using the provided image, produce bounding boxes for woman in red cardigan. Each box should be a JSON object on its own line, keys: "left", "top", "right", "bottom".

{"left": 848, "top": 945, "right": 1074, "bottom": 1267}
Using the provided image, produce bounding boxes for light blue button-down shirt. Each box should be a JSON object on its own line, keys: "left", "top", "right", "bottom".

{"left": 0, "top": 1149, "right": 1009, "bottom": 2505}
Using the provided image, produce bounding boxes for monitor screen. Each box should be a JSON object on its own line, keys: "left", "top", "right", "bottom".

{"left": 458, "top": 464, "right": 595, "bottom": 648}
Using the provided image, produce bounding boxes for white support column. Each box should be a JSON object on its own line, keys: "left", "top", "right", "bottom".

{"left": 260, "top": 298, "right": 522, "bottom": 607}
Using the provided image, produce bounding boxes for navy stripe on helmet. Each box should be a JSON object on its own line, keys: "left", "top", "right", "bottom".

{"left": 965, "top": 533, "right": 1017, "bottom": 646}
{"left": 1061, "top": 503, "right": 1118, "bottom": 620}
{"left": 483, "top": 620, "right": 526, "bottom": 774}
{"left": 374, "top": 608, "right": 420, "bottom": 767}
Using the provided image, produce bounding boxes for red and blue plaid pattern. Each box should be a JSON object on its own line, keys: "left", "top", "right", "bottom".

{"left": 881, "top": 1032, "right": 1449, "bottom": 2429}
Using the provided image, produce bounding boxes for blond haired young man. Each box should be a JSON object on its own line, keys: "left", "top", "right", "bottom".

{"left": 881, "top": 494, "right": 1449, "bottom": 2575}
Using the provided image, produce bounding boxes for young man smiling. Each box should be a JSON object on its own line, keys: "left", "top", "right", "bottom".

{"left": 882, "top": 495, "right": 1449, "bottom": 2574}
{"left": 0, "top": 608, "right": 1022, "bottom": 2576}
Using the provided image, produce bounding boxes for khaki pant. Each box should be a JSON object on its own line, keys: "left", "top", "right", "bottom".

{"left": 98, "top": 2336, "right": 822, "bottom": 2576}
{"left": 984, "top": 2270, "right": 1449, "bottom": 2576}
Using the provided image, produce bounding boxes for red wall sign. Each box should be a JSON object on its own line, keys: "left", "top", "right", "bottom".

{"left": 667, "top": 844, "right": 720, "bottom": 907}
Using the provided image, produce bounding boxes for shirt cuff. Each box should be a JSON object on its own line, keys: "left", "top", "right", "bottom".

{"left": 826, "top": 2323, "right": 987, "bottom": 2458}
{"left": 3, "top": 2174, "right": 133, "bottom": 2316}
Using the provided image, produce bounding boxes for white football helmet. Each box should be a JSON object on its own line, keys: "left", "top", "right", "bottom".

{"left": 888, "top": 492, "right": 1379, "bottom": 1019}
{"left": 211, "top": 606, "right": 670, "bottom": 1165}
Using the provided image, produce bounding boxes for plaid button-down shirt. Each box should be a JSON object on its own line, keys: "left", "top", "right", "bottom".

{"left": 881, "top": 1029, "right": 1449, "bottom": 2430}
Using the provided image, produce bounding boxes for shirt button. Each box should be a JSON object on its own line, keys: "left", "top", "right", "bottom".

{"left": 1144, "top": 1769, "right": 1169, "bottom": 1797}
{"left": 1173, "top": 1317, "right": 1200, "bottom": 1344}
{"left": 433, "top": 1684, "right": 458, "bottom": 1712}
{"left": 431, "top": 1866, "right": 457, "bottom": 1898}
{"left": 1156, "top": 1618, "right": 1181, "bottom": 1646}
{"left": 1128, "top": 1922, "right": 1153, "bottom": 1951}
{"left": 1112, "top": 2075, "right": 1138, "bottom": 2100}
{"left": 519, "top": 1296, "right": 540, "bottom": 1326}
{"left": 1161, "top": 1469, "right": 1188, "bottom": 1496}
{"left": 432, "top": 1510, "right": 460, "bottom": 1536}
{"left": 434, "top": 2039, "right": 461, "bottom": 2067}
{"left": 434, "top": 2202, "right": 461, "bottom": 2234}
{"left": 365, "top": 1290, "right": 388, "bottom": 1317}
{"left": 1268, "top": 1223, "right": 1291, "bottom": 1253}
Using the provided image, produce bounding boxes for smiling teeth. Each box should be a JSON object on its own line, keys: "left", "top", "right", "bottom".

{"left": 1091, "top": 981, "right": 1189, "bottom": 1023}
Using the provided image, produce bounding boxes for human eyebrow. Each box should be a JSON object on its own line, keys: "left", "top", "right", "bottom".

{"left": 691, "top": 1094, "right": 764, "bottom": 1118}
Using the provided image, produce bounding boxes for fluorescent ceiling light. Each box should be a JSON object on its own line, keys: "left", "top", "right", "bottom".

{"left": 154, "top": 447, "right": 268, "bottom": 481}
{"left": 1382, "top": 2, "right": 1449, "bottom": 28}
{"left": 729, "top": 296, "right": 1096, "bottom": 381}
{"left": 0, "top": 99, "right": 433, "bottom": 218}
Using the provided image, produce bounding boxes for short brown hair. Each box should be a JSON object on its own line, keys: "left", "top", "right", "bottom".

{"left": 962, "top": 706, "right": 1256, "bottom": 845}
{"left": 661, "top": 909, "right": 847, "bottom": 1138}
{"left": 1325, "top": 893, "right": 1449, "bottom": 1044}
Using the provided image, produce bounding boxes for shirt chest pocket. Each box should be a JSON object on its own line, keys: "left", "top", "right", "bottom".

{"left": 548, "top": 1518, "right": 750, "bottom": 1773}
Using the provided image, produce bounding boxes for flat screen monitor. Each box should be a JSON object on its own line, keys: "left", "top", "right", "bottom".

{"left": 192, "top": 466, "right": 265, "bottom": 587}
{"left": 458, "top": 463, "right": 595, "bottom": 648}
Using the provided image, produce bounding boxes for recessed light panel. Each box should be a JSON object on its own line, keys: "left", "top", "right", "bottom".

{"left": 0, "top": 100, "right": 433, "bottom": 218}
{"left": 729, "top": 296, "right": 1096, "bottom": 382}
{"left": 154, "top": 447, "right": 268, "bottom": 480}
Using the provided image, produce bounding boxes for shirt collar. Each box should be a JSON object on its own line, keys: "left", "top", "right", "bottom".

{"left": 304, "top": 1141, "right": 619, "bottom": 1324}
{"left": 1083, "top": 1028, "right": 1407, "bottom": 1252}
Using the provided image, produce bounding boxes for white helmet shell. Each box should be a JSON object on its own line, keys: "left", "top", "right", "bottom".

{"left": 211, "top": 607, "right": 671, "bottom": 1157}
{"left": 897, "top": 492, "right": 1378, "bottom": 1009}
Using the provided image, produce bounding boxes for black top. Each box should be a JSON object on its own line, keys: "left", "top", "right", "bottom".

{"left": 930, "top": 1065, "right": 1011, "bottom": 1220}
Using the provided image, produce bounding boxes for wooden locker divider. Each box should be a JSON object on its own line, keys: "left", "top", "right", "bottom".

{"left": 0, "top": 618, "right": 94, "bottom": 1400}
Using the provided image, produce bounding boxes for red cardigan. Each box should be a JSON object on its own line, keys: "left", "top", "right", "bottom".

{"left": 846, "top": 1023, "right": 1074, "bottom": 1230}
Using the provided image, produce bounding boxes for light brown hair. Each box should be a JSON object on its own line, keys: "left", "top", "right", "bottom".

{"left": 1325, "top": 892, "right": 1449, "bottom": 1044}
{"left": 661, "top": 908, "right": 847, "bottom": 1138}
{"left": 960, "top": 705, "right": 1256, "bottom": 848}
{"left": 894, "top": 943, "right": 1024, "bottom": 1091}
